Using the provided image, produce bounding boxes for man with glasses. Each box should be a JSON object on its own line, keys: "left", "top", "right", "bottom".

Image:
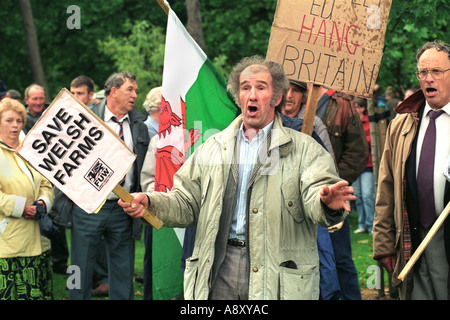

{"left": 373, "top": 40, "right": 450, "bottom": 300}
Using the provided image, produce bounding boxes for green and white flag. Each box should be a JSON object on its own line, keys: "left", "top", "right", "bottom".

{"left": 152, "top": 6, "right": 238, "bottom": 300}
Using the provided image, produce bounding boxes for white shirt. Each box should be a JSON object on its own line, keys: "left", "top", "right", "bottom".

{"left": 416, "top": 101, "right": 450, "bottom": 215}
{"left": 229, "top": 121, "right": 273, "bottom": 240}
{"left": 104, "top": 106, "right": 135, "bottom": 200}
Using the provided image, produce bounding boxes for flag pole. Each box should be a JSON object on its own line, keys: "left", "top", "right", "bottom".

{"left": 113, "top": 184, "right": 164, "bottom": 230}
{"left": 156, "top": 0, "right": 169, "bottom": 15}
{"left": 301, "top": 84, "right": 320, "bottom": 136}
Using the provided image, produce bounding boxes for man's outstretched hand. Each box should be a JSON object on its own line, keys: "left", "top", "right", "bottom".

{"left": 320, "top": 180, "right": 356, "bottom": 212}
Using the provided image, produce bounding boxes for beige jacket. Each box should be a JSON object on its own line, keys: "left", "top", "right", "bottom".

{"left": 148, "top": 113, "right": 346, "bottom": 299}
{"left": 373, "top": 90, "right": 432, "bottom": 296}
{"left": 0, "top": 142, "right": 54, "bottom": 258}
{"left": 141, "top": 135, "right": 158, "bottom": 193}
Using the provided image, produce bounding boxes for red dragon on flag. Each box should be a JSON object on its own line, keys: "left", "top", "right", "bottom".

{"left": 154, "top": 95, "right": 201, "bottom": 193}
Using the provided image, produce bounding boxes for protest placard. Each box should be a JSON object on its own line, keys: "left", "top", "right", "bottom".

{"left": 266, "top": 0, "right": 392, "bottom": 98}
{"left": 16, "top": 88, "right": 163, "bottom": 229}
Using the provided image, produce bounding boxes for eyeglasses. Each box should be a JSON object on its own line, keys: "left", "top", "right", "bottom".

{"left": 415, "top": 68, "right": 450, "bottom": 80}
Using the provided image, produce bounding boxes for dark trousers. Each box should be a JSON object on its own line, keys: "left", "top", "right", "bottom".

{"left": 69, "top": 200, "right": 135, "bottom": 300}
{"left": 329, "top": 216, "right": 362, "bottom": 300}
{"left": 50, "top": 225, "right": 69, "bottom": 272}
{"left": 143, "top": 225, "right": 152, "bottom": 300}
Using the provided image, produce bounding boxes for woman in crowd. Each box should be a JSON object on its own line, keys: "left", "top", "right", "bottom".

{"left": 352, "top": 97, "right": 375, "bottom": 234}
{"left": 0, "top": 98, "right": 54, "bottom": 300}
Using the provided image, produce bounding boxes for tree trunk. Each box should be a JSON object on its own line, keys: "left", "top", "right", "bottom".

{"left": 19, "top": 0, "right": 48, "bottom": 100}
{"left": 185, "top": 0, "right": 207, "bottom": 54}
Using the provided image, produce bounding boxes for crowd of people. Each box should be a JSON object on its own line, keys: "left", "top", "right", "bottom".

{"left": 0, "top": 39, "right": 448, "bottom": 300}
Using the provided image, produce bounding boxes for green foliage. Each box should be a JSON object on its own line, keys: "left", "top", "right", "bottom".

{"left": 211, "top": 54, "right": 232, "bottom": 80}
{"left": 201, "top": 0, "right": 276, "bottom": 65}
{"left": 98, "top": 20, "right": 165, "bottom": 112}
{"left": 379, "top": 0, "right": 448, "bottom": 94}
{"left": 1, "top": 0, "right": 170, "bottom": 100}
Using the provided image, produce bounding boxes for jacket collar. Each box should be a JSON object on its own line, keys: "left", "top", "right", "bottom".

{"left": 217, "top": 113, "right": 292, "bottom": 155}
{"left": 0, "top": 139, "right": 13, "bottom": 151}
{"left": 91, "top": 97, "right": 145, "bottom": 125}
{"left": 394, "top": 89, "right": 425, "bottom": 114}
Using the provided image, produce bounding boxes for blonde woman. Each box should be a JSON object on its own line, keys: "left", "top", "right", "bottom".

{"left": 0, "top": 98, "right": 54, "bottom": 300}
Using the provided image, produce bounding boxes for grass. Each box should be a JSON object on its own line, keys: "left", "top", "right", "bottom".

{"left": 51, "top": 211, "right": 385, "bottom": 300}
{"left": 347, "top": 212, "right": 383, "bottom": 289}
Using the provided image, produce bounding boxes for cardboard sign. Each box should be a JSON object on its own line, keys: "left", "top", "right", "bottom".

{"left": 266, "top": 0, "right": 392, "bottom": 98}
{"left": 17, "top": 88, "right": 136, "bottom": 213}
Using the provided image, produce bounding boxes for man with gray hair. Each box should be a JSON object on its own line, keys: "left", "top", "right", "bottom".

{"left": 119, "top": 56, "right": 354, "bottom": 300}
{"left": 51, "top": 72, "right": 150, "bottom": 300}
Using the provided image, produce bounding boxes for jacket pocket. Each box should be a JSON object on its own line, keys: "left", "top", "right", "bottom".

{"left": 281, "top": 180, "right": 304, "bottom": 223}
{"left": 184, "top": 256, "right": 199, "bottom": 300}
{"left": 279, "top": 264, "right": 318, "bottom": 300}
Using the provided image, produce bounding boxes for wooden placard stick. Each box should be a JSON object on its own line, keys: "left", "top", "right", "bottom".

{"left": 301, "top": 84, "right": 320, "bottom": 136}
{"left": 398, "top": 201, "right": 450, "bottom": 281}
{"left": 113, "top": 184, "right": 164, "bottom": 230}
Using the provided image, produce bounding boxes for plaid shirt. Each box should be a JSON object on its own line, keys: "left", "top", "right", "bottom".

{"left": 402, "top": 176, "right": 412, "bottom": 261}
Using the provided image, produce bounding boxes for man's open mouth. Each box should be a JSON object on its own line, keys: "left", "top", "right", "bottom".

{"left": 426, "top": 87, "right": 437, "bottom": 94}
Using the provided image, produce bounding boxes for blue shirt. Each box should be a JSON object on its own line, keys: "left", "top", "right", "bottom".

{"left": 229, "top": 121, "right": 274, "bottom": 240}
{"left": 144, "top": 115, "right": 159, "bottom": 140}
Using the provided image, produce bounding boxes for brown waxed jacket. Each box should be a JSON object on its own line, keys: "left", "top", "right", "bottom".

{"left": 323, "top": 92, "right": 369, "bottom": 184}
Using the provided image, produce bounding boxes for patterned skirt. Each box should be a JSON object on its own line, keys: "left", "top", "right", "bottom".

{"left": 0, "top": 250, "right": 53, "bottom": 300}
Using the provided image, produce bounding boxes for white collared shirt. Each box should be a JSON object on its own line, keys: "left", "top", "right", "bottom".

{"left": 229, "top": 121, "right": 274, "bottom": 240}
{"left": 416, "top": 101, "right": 450, "bottom": 215}
{"left": 104, "top": 106, "right": 135, "bottom": 199}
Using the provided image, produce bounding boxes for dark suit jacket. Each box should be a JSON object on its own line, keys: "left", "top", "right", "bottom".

{"left": 405, "top": 103, "right": 450, "bottom": 265}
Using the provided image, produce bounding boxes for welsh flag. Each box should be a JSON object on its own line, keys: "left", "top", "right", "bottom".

{"left": 152, "top": 7, "right": 238, "bottom": 300}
